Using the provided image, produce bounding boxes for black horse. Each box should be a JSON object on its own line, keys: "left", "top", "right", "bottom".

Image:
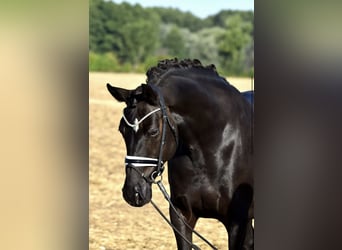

{"left": 107, "top": 59, "right": 254, "bottom": 250}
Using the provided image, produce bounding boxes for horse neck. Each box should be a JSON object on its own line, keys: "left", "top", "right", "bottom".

{"left": 162, "top": 77, "right": 235, "bottom": 148}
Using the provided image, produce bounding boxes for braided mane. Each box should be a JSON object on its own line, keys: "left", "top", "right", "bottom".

{"left": 146, "top": 58, "right": 218, "bottom": 84}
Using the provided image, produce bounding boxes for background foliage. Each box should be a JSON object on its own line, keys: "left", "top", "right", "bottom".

{"left": 90, "top": 0, "right": 254, "bottom": 76}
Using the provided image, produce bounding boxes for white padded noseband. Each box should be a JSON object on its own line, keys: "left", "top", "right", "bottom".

{"left": 125, "top": 155, "right": 163, "bottom": 168}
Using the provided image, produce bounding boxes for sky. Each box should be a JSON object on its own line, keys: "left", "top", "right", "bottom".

{"left": 111, "top": 0, "right": 254, "bottom": 18}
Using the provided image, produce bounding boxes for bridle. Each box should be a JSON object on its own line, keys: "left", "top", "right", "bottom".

{"left": 122, "top": 84, "right": 178, "bottom": 183}
{"left": 121, "top": 84, "right": 216, "bottom": 250}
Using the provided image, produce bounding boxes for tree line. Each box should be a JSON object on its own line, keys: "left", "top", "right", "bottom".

{"left": 90, "top": 0, "right": 254, "bottom": 76}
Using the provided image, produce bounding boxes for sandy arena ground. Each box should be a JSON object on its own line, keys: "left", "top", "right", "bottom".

{"left": 89, "top": 72, "right": 253, "bottom": 250}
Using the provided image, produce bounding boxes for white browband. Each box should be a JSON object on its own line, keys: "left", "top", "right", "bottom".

{"left": 122, "top": 108, "right": 161, "bottom": 132}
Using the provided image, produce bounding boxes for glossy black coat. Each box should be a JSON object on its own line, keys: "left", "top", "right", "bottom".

{"left": 107, "top": 59, "right": 254, "bottom": 250}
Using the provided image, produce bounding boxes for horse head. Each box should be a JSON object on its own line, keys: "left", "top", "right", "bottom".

{"left": 107, "top": 83, "right": 178, "bottom": 207}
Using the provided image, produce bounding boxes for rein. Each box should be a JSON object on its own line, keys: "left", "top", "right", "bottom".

{"left": 151, "top": 181, "right": 218, "bottom": 250}
{"left": 122, "top": 84, "right": 216, "bottom": 250}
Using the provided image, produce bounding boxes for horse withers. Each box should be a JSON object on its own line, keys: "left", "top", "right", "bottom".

{"left": 107, "top": 59, "right": 254, "bottom": 250}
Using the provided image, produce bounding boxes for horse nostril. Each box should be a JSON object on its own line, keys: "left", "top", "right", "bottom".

{"left": 135, "top": 192, "right": 140, "bottom": 205}
{"left": 133, "top": 186, "right": 143, "bottom": 205}
{"left": 134, "top": 185, "right": 141, "bottom": 196}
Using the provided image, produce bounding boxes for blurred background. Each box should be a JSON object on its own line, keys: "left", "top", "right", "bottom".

{"left": 89, "top": 0, "right": 254, "bottom": 77}
{"left": 2, "top": 0, "right": 342, "bottom": 249}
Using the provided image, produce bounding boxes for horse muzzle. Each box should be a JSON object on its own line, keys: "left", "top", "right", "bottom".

{"left": 122, "top": 168, "right": 152, "bottom": 207}
{"left": 122, "top": 183, "right": 151, "bottom": 207}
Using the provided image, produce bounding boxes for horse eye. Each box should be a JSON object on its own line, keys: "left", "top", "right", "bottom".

{"left": 147, "top": 128, "right": 159, "bottom": 137}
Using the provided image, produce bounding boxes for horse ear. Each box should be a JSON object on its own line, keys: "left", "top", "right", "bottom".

{"left": 142, "top": 84, "right": 158, "bottom": 105}
{"left": 106, "top": 83, "right": 130, "bottom": 102}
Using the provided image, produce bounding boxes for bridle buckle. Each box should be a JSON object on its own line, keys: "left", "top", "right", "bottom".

{"left": 150, "top": 170, "right": 163, "bottom": 183}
